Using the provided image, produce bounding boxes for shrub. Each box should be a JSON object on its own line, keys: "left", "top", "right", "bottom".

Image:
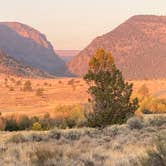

{"left": 63, "top": 130, "right": 81, "bottom": 140}
{"left": 5, "top": 118, "right": 18, "bottom": 131}
{"left": 55, "top": 104, "right": 86, "bottom": 128}
{"left": 10, "top": 77, "right": 15, "bottom": 83}
{"left": 32, "top": 122, "right": 42, "bottom": 131}
{"left": 39, "top": 118, "right": 55, "bottom": 130}
{"left": 28, "top": 133, "right": 44, "bottom": 142}
{"left": 43, "top": 82, "right": 48, "bottom": 86}
{"left": 16, "top": 80, "right": 22, "bottom": 86}
{"left": 49, "top": 129, "right": 61, "bottom": 140}
{"left": 30, "top": 146, "right": 62, "bottom": 166}
{"left": 68, "top": 79, "right": 75, "bottom": 85}
{"left": 58, "top": 80, "right": 62, "bottom": 84}
{"left": 140, "top": 132, "right": 166, "bottom": 166}
{"left": 84, "top": 49, "right": 138, "bottom": 127}
{"left": 36, "top": 88, "right": 44, "bottom": 97}
{"left": 7, "top": 133, "right": 26, "bottom": 143}
{"left": 0, "top": 117, "right": 5, "bottom": 130}
{"left": 23, "top": 80, "right": 32, "bottom": 91}
{"left": 127, "top": 117, "right": 144, "bottom": 130}
{"left": 148, "top": 117, "right": 166, "bottom": 127}
{"left": 9, "top": 87, "right": 14, "bottom": 91}
{"left": 17, "top": 115, "right": 32, "bottom": 130}
{"left": 137, "top": 84, "right": 149, "bottom": 98}
{"left": 138, "top": 96, "right": 166, "bottom": 114}
{"left": 65, "top": 118, "right": 76, "bottom": 128}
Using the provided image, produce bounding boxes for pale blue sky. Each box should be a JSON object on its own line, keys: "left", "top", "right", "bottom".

{"left": 0, "top": 0, "right": 166, "bottom": 49}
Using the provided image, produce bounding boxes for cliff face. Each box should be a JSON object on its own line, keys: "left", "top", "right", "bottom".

{"left": 68, "top": 15, "right": 166, "bottom": 79}
{"left": 0, "top": 22, "right": 69, "bottom": 76}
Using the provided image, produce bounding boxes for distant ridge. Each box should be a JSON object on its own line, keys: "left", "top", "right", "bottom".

{"left": 68, "top": 15, "right": 166, "bottom": 79}
{"left": 56, "top": 50, "right": 80, "bottom": 62}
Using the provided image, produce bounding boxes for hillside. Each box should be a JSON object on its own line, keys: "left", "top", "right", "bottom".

{"left": 0, "top": 22, "right": 70, "bottom": 76}
{"left": 68, "top": 15, "right": 166, "bottom": 79}
{"left": 0, "top": 50, "right": 51, "bottom": 78}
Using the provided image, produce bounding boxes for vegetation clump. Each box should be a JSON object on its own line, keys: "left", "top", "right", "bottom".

{"left": 32, "top": 122, "right": 42, "bottom": 131}
{"left": 138, "top": 96, "right": 166, "bottom": 114}
{"left": 140, "top": 132, "right": 166, "bottom": 166}
{"left": 36, "top": 88, "right": 44, "bottom": 97}
{"left": 84, "top": 49, "right": 139, "bottom": 127}
{"left": 23, "top": 80, "right": 32, "bottom": 91}
{"left": 137, "top": 84, "right": 149, "bottom": 98}
{"left": 127, "top": 117, "right": 144, "bottom": 130}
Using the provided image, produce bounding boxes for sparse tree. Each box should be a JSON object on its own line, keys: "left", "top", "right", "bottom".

{"left": 84, "top": 49, "right": 138, "bottom": 127}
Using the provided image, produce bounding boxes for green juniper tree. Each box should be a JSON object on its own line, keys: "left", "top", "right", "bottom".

{"left": 84, "top": 49, "right": 139, "bottom": 127}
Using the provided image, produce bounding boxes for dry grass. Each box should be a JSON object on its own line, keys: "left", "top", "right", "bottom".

{"left": 0, "top": 117, "right": 165, "bottom": 166}
{"left": 0, "top": 74, "right": 165, "bottom": 117}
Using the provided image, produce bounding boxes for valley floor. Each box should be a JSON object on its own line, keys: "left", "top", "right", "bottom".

{"left": 0, "top": 74, "right": 165, "bottom": 117}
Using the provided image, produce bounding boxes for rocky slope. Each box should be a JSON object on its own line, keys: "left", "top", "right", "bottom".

{"left": 0, "top": 50, "right": 51, "bottom": 78}
{"left": 68, "top": 15, "right": 166, "bottom": 79}
{"left": 0, "top": 22, "right": 69, "bottom": 76}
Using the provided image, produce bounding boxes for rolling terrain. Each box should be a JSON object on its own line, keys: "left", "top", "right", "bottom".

{"left": 68, "top": 15, "right": 166, "bottom": 79}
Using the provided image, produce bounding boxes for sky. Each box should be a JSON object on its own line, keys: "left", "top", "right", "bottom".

{"left": 0, "top": 0, "right": 166, "bottom": 50}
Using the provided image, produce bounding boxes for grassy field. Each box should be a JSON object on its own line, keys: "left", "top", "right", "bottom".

{"left": 0, "top": 74, "right": 165, "bottom": 117}
{"left": 0, "top": 116, "right": 165, "bottom": 166}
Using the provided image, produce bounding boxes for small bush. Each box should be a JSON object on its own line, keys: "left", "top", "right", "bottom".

{"left": 55, "top": 104, "right": 86, "bottom": 128}
{"left": 10, "top": 77, "right": 15, "bottom": 83}
{"left": 17, "top": 115, "right": 32, "bottom": 130}
{"left": 49, "top": 129, "right": 61, "bottom": 140}
{"left": 32, "top": 122, "right": 42, "bottom": 131}
{"left": 5, "top": 118, "right": 18, "bottom": 131}
{"left": 68, "top": 79, "right": 75, "bottom": 85}
{"left": 30, "top": 146, "right": 62, "bottom": 166}
{"left": 28, "top": 133, "right": 44, "bottom": 142}
{"left": 36, "top": 88, "right": 44, "bottom": 97}
{"left": 137, "top": 84, "right": 149, "bottom": 98}
{"left": 7, "top": 133, "right": 26, "bottom": 143}
{"left": 9, "top": 87, "right": 14, "bottom": 91}
{"left": 140, "top": 132, "right": 166, "bottom": 166}
{"left": 23, "top": 80, "right": 32, "bottom": 91}
{"left": 43, "top": 82, "right": 48, "bottom": 86}
{"left": 63, "top": 130, "right": 81, "bottom": 140}
{"left": 16, "top": 80, "right": 22, "bottom": 86}
{"left": 127, "top": 117, "right": 144, "bottom": 130}
{"left": 138, "top": 96, "right": 166, "bottom": 114}
{"left": 0, "top": 117, "right": 5, "bottom": 130}
{"left": 148, "top": 117, "right": 166, "bottom": 127}
{"left": 58, "top": 80, "right": 62, "bottom": 84}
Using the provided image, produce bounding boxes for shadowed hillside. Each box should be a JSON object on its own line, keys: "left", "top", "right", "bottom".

{"left": 68, "top": 15, "right": 166, "bottom": 79}
{"left": 0, "top": 50, "right": 51, "bottom": 78}
{"left": 0, "top": 22, "right": 71, "bottom": 76}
